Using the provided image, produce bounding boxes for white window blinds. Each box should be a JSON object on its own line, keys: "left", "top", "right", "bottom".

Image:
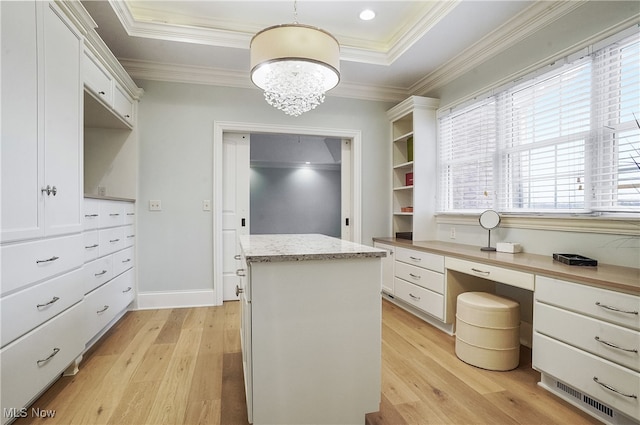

{"left": 590, "top": 36, "right": 640, "bottom": 212}
{"left": 437, "top": 30, "right": 640, "bottom": 214}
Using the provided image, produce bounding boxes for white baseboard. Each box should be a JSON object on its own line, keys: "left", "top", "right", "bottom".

{"left": 136, "top": 289, "right": 220, "bottom": 310}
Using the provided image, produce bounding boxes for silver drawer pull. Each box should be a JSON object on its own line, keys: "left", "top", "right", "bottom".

{"left": 593, "top": 377, "right": 637, "bottom": 399}
{"left": 409, "top": 273, "right": 421, "bottom": 280}
{"left": 234, "top": 254, "right": 242, "bottom": 260}
{"left": 122, "top": 259, "right": 131, "bottom": 263}
{"left": 110, "top": 238, "right": 120, "bottom": 243}
{"left": 123, "top": 287, "right": 133, "bottom": 293}
{"left": 97, "top": 305, "right": 109, "bottom": 314}
{"left": 471, "top": 268, "right": 490, "bottom": 276}
{"left": 95, "top": 270, "right": 107, "bottom": 277}
{"left": 85, "top": 214, "right": 98, "bottom": 217}
{"left": 36, "top": 296, "right": 60, "bottom": 308}
{"left": 85, "top": 244, "right": 99, "bottom": 249}
{"left": 109, "top": 213, "right": 120, "bottom": 216}
{"left": 36, "top": 256, "right": 59, "bottom": 264}
{"left": 36, "top": 348, "right": 60, "bottom": 366}
{"left": 595, "top": 302, "right": 638, "bottom": 315}
{"left": 409, "top": 293, "right": 421, "bottom": 301}
{"left": 236, "top": 269, "right": 246, "bottom": 277}
{"left": 127, "top": 235, "right": 135, "bottom": 238}
{"left": 409, "top": 256, "right": 421, "bottom": 262}
{"left": 595, "top": 336, "right": 638, "bottom": 353}
{"left": 127, "top": 213, "right": 135, "bottom": 216}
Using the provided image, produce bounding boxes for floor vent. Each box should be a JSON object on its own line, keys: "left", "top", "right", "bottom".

{"left": 556, "top": 380, "right": 582, "bottom": 400}
{"left": 583, "top": 394, "right": 614, "bottom": 418}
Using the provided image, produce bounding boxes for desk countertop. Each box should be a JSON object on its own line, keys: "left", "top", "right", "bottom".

{"left": 241, "top": 234, "right": 386, "bottom": 263}
{"left": 373, "top": 238, "right": 639, "bottom": 295}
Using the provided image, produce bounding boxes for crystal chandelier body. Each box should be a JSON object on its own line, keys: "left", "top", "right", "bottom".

{"left": 250, "top": 15, "right": 340, "bottom": 116}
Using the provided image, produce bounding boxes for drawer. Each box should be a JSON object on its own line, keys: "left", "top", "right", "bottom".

{"left": 394, "top": 278, "right": 444, "bottom": 320}
{"left": 0, "top": 302, "right": 84, "bottom": 418}
{"left": 446, "top": 257, "right": 534, "bottom": 291}
{"left": 99, "top": 201, "right": 124, "bottom": 228}
{"left": 395, "top": 247, "right": 444, "bottom": 273}
{"left": 535, "top": 302, "right": 640, "bottom": 372}
{"left": 113, "top": 83, "right": 134, "bottom": 125}
{"left": 395, "top": 261, "right": 444, "bottom": 294}
{"left": 84, "top": 256, "right": 113, "bottom": 294}
{"left": 1, "top": 234, "right": 83, "bottom": 296}
{"left": 124, "top": 203, "right": 135, "bottom": 225}
{"left": 113, "top": 247, "right": 134, "bottom": 277}
{"left": 123, "top": 225, "right": 135, "bottom": 248}
{"left": 536, "top": 276, "right": 639, "bottom": 331}
{"left": 99, "top": 227, "right": 125, "bottom": 257}
{"left": 83, "top": 49, "right": 112, "bottom": 105}
{"left": 85, "top": 269, "right": 134, "bottom": 342}
{"left": 83, "top": 198, "right": 100, "bottom": 231}
{"left": 533, "top": 333, "right": 639, "bottom": 420}
{"left": 83, "top": 230, "right": 99, "bottom": 263}
{"left": 1, "top": 268, "right": 84, "bottom": 347}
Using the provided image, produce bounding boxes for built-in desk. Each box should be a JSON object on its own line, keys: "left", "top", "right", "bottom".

{"left": 374, "top": 238, "right": 640, "bottom": 425}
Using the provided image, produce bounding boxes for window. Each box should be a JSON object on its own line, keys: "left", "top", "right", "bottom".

{"left": 438, "top": 31, "right": 640, "bottom": 214}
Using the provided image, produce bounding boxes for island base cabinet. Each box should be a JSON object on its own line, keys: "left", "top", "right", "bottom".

{"left": 1, "top": 302, "right": 84, "bottom": 425}
{"left": 534, "top": 333, "right": 640, "bottom": 424}
{"left": 247, "top": 258, "right": 381, "bottom": 425}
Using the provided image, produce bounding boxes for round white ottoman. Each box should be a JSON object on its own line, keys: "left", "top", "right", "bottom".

{"left": 455, "top": 292, "right": 520, "bottom": 371}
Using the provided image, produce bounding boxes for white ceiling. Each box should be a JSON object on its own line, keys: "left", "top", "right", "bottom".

{"left": 81, "top": 1, "right": 583, "bottom": 102}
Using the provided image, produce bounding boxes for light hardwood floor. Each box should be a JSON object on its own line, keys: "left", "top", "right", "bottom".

{"left": 14, "top": 300, "right": 600, "bottom": 425}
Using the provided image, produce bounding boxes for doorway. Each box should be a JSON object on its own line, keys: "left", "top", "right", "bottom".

{"left": 213, "top": 121, "right": 362, "bottom": 305}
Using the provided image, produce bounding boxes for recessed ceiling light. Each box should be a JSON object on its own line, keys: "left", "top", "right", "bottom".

{"left": 359, "top": 9, "right": 376, "bottom": 21}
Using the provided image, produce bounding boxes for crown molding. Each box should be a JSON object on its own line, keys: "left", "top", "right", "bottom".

{"left": 411, "top": 0, "right": 586, "bottom": 95}
{"left": 118, "top": 58, "right": 407, "bottom": 103}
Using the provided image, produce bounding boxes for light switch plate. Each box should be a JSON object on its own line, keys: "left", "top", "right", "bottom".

{"left": 149, "top": 200, "right": 162, "bottom": 211}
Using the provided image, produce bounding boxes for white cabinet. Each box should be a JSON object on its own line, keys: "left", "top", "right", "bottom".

{"left": 533, "top": 276, "right": 640, "bottom": 424}
{"left": 374, "top": 242, "right": 395, "bottom": 294}
{"left": 386, "top": 96, "right": 439, "bottom": 241}
{"left": 83, "top": 198, "right": 136, "bottom": 346}
{"left": 392, "top": 246, "right": 445, "bottom": 320}
{"left": 1, "top": 1, "right": 83, "bottom": 243}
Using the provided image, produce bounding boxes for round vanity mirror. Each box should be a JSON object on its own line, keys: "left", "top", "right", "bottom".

{"left": 479, "top": 210, "right": 500, "bottom": 251}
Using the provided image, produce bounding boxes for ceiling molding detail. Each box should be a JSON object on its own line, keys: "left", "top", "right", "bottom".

{"left": 411, "top": 0, "right": 587, "bottom": 95}
{"left": 118, "top": 58, "right": 408, "bottom": 103}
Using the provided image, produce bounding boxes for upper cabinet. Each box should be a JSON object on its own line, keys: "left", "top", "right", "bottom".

{"left": 387, "top": 96, "right": 439, "bottom": 241}
{"left": 1, "top": 1, "right": 83, "bottom": 243}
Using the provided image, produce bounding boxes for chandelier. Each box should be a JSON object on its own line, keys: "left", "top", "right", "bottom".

{"left": 250, "top": 2, "right": 340, "bottom": 117}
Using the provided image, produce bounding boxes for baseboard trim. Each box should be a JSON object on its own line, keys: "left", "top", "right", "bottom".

{"left": 136, "top": 289, "right": 219, "bottom": 310}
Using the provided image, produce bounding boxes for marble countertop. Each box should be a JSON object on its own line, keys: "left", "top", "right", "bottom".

{"left": 240, "top": 234, "right": 386, "bottom": 263}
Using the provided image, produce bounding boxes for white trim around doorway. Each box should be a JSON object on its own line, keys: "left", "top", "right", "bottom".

{"left": 212, "top": 121, "right": 363, "bottom": 306}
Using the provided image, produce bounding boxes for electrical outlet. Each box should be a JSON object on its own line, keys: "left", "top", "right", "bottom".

{"left": 149, "top": 200, "right": 162, "bottom": 211}
{"left": 203, "top": 200, "right": 211, "bottom": 211}
{"left": 450, "top": 227, "right": 456, "bottom": 239}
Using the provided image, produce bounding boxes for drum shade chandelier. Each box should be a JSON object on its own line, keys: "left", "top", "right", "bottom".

{"left": 250, "top": 1, "right": 340, "bottom": 117}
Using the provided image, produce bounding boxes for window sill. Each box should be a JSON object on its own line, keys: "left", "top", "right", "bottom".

{"left": 435, "top": 214, "right": 640, "bottom": 236}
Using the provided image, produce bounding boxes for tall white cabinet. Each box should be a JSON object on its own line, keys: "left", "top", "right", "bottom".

{"left": 1, "top": 1, "right": 82, "bottom": 243}
{"left": 1, "top": 2, "right": 140, "bottom": 422}
{"left": 387, "top": 96, "right": 439, "bottom": 241}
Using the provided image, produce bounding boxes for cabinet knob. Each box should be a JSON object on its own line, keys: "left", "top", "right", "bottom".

{"left": 236, "top": 269, "right": 246, "bottom": 277}
{"left": 99, "top": 91, "right": 105, "bottom": 95}
{"left": 234, "top": 254, "right": 241, "bottom": 260}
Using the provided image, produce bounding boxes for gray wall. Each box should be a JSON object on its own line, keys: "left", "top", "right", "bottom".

{"left": 136, "top": 81, "right": 393, "bottom": 294}
{"left": 250, "top": 166, "right": 341, "bottom": 237}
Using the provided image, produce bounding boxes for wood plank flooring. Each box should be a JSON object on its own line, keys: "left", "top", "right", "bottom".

{"left": 14, "top": 300, "right": 600, "bottom": 425}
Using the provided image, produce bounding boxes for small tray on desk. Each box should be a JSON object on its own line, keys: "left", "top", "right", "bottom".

{"left": 552, "top": 253, "right": 598, "bottom": 267}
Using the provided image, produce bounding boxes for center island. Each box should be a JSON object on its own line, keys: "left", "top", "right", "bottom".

{"left": 237, "top": 234, "right": 386, "bottom": 425}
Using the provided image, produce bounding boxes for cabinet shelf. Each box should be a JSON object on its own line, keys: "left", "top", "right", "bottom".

{"left": 393, "top": 161, "right": 413, "bottom": 169}
{"left": 394, "top": 212, "right": 414, "bottom": 216}
{"left": 394, "top": 185, "right": 413, "bottom": 191}
{"left": 393, "top": 131, "right": 414, "bottom": 143}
